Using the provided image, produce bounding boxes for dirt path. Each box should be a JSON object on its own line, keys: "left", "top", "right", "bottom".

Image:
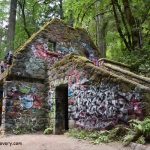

{"left": 0, "top": 134, "right": 133, "bottom": 150}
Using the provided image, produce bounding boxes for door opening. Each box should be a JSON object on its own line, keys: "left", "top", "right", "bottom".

{"left": 55, "top": 84, "right": 68, "bottom": 134}
{"left": 0, "top": 86, "right": 3, "bottom": 126}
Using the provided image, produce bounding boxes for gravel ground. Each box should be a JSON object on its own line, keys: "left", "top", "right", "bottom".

{"left": 0, "top": 134, "right": 134, "bottom": 150}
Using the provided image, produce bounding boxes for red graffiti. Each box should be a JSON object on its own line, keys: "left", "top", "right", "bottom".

{"left": 130, "top": 97, "right": 143, "bottom": 119}
{"left": 33, "top": 43, "right": 62, "bottom": 60}
{"left": 68, "top": 99, "right": 75, "bottom": 105}
{"left": 67, "top": 68, "right": 85, "bottom": 86}
{"left": 32, "top": 95, "right": 43, "bottom": 109}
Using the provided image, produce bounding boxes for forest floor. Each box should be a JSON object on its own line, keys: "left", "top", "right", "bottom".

{"left": 0, "top": 133, "right": 134, "bottom": 150}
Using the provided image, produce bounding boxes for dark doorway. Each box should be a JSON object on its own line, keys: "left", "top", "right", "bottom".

{"left": 0, "top": 87, "right": 3, "bottom": 125}
{"left": 55, "top": 84, "right": 68, "bottom": 134}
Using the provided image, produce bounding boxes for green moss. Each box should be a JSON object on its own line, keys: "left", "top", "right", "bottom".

{"left": 99, "top": 58, "right": 130, "bottom": 68}
{"left": 44, "top": 127, "right": 53, "bottom": 135}
{"left": 68, "top": 126, "right": 129, "bottom": 144}
{"left": 0, "top": 69, "right": 9, "bottom": 83}
{"left": 14, "top": 18, "right": 99, "bottom": 57}
{"left": 103, "top": 63, "right": 150, "bottom": 86}
{"left": 49, "top": 54, "right": 150, "bottom": 92}
{"left": 14, "top": 19, "right": 61, "bottom": 55}
{"left": 136, "top": 136, "right": 146, "bottom": 144}
{"left": 51, "top": 54, "right": 92, "bottom": 69}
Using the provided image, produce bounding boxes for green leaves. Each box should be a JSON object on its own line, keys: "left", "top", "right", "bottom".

{"left": 68, "top": 126, "right": 128, "bottom": 144}
{"left": 44, "top": 127, "right": 53, "bottom": 134}
{"left": 68, "top": 119, "right": 150, "bottom": 146}
{"left": 123, "top": 118, "right": 150, "bottom": 145}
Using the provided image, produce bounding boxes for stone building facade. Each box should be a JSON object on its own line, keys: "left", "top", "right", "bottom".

{"left": 0, "top": 19, "right": 150, "bottom": 134}
{"left": 48, "top": 54, "right": 150, "bottom": 133}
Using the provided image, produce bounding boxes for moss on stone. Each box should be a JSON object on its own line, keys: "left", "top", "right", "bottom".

{"left": 50, "top": 54, "right": 150, "bottom": 92}
{"left": 0, "top": 69, "right": 9, "bottom": 84}
{"left": 99, "top": 58, "right": 130, "bottom": 68}
{"left": 14, "top": 18, "right": 99, "bottom": 57}
{"left": 103, "top": 63, "right": 150, "bottom": 86}
{"left": 14, "top": 19, "right": 62, "bottom": 55}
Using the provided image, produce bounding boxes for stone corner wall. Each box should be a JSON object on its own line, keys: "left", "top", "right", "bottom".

{"left": 3, "top": 80, "right": 49, "bottom": 134}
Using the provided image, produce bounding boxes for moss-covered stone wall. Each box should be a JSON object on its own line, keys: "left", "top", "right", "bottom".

{"left": 48, "top": 55, "right": 150, "bottom": 131}
{"left": 10, "top": 38, "right": 53, "bottom": 79}
{"left": 9, "top": 19, "right": 99, "bottom": 80}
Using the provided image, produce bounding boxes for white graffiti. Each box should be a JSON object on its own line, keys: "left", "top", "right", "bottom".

{"left": 68, "top": 80, "right": 143, "bottom": 129}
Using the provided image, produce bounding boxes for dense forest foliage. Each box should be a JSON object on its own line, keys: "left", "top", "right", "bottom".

{"left": 0, "top": 0, "right": 150, "bottom": 76}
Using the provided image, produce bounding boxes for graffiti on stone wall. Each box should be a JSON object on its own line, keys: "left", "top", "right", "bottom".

{"left": 31, "top": 38, "right": 52, "bottom": 60}
{"left": 67, "top": 67, "right": 88, "bottom": 87}
{"left": 7, "top": 83, "right": 44, "bottom": 112}
{"left": 30, "top": 38, "right": 99, "bottom": 72}
{"left": 25, "top": 57, "right": 45, "bottom": 76}
{"left": 57, "top": 42, "right": 99, "bottom": 66}
{"left": 47, "top": 64, "right": 144, "bottom": 130}
{"left": 56, "top": 42, "right": 75, "bottom": 55}
{"left": 67, "top": 71, "right": 143, "bottom": 129}
{"left": 31, "top": 38, "right": 65, "bottom": 68}
{"left": 56, "top": 41, "right": 96, "bottom": 56}
{"left": 5, "top": 82, "right": 48, "bottom": 133}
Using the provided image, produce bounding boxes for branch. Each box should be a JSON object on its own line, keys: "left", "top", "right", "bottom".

{"left": 95, "top": 10, "right": 112, "bottom": 17}
{"left": 111, "top": 0, "right": 131, "bottom": 51}
{"left": 115, "top": 0, "right": 132, "bottom": 47}
{"left": 80, "top": 0, "right": 99, "bottom": 24}
{"left": 18, "top": 0, "right": 31, "bottom": 38}
{"left": 141, "top": 6, "right": 150, "bottom": 24}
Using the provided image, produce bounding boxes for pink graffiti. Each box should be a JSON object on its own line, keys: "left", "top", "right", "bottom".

{"left": 32, "top": 95, "right": 43, "bottom": 109}
{"left": 33, "top": 43, "right": 59, "bottom": 59}
{"left": 89, "top": 55, "right": 99, "bottom": 66}
{"left": 129, "top": 96, "right": 143, "bottom": 119}
{"left": 67, "top": 68, "right": 85, "bottom": 87}
{"left": 68, "top": 99, "right": 75, "bottom": 105}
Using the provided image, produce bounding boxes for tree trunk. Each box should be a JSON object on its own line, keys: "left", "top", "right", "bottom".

{"left": 95, "top": 1, "right": 108, "bottom": 58}
{"left": 59, "top": 0, "right": 64, "bottom": 19}
{"left": 111, "top": 0, "right": 131, "bottom": 51}
{"left": 68, "top": 10, "right": 74, "bottom": 27}
{"left": 122, "top": 0, "right": 142, "bottom": 50}
{"left": 18, "top": 0, "right": 31, "bottom": 38}
{"left": 0, "top": 31, "right": 2, "bottom": 48}
{"left": 7, "top": 0, "right": 17, "bottom": 52}
{"left": 96, "top": 14, "right": 107, "bottom": 58}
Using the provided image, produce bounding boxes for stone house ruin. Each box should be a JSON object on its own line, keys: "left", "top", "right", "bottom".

{"left": 0, "top": 19, "right": 150, "bottom": 134}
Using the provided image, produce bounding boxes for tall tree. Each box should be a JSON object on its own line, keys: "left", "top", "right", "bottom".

{"left": 7, "top": 0, "right": 17, "bottom": 52}
{"left": 95, "top": 14, "right": 108, "bottom": 57}
{"left": 95, "top": 1, "right": 109, "bottom": 57}
{"left": 122, "top": 0, "right": 142, "bottom": 50}
{"left": 111, "top": 0, "right": 144, "bottom": 51}
{"left": 59, "top": 0, "right": 64, "bottom": 19}
{"left": 18, "top": 0, "right": 31, "bottom": 38}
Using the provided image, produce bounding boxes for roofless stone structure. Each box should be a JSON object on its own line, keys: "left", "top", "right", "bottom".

{"left": 0, "top": 19, "right": 149, "bottom": 134}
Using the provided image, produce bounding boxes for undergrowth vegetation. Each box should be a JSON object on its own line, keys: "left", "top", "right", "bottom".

{"left": 68, "top": 125, "right": 129, "bottom": 144}
{"left": 124, "top": 118, "right": 150, "bottom": 145}
{"left": 68, "top": 118, "right": 150, "bottom": 145}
